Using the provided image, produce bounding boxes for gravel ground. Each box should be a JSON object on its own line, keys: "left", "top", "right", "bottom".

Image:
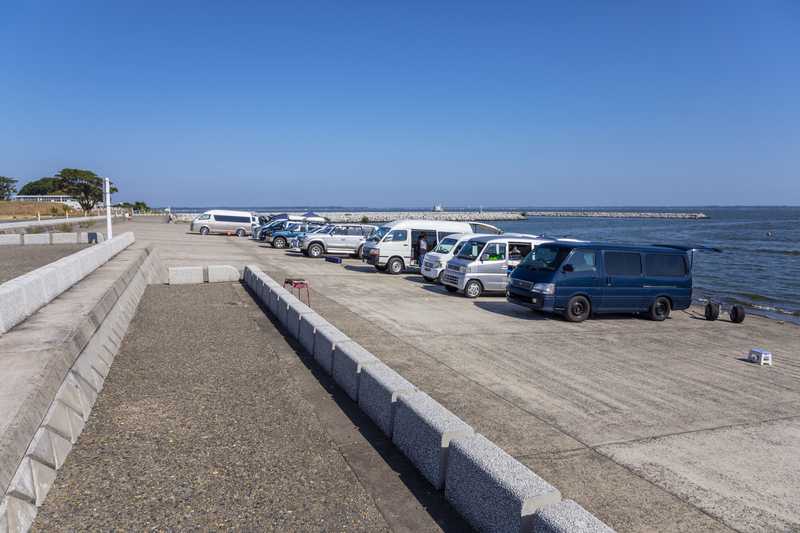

{"left": 0, "top": 244, "right": 88, "bottom": 284}
{"left": 33, "top": 282, "right": 390, "bottom": 531}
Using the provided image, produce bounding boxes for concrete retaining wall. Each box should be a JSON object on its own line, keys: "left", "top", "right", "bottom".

{"left": 0, "top": 232, "right": 135, "bottom": 336}
{"left": 167, "top": 265, "right": 241, "bottom": 284}
{"left": 0, "top": 245, "right": 164, "bottom": 532}
{"left": 240, "top": 265, "right": 614, "bottom": 533}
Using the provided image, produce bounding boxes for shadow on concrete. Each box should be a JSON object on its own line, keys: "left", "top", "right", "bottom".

{"left": 402, "top": 275, "right": 433, "bottom": 284}
{"left": 243, "top": 284, "right": 472, "bottom": 532}
{"left": 473, "top": 301, "right": 550, "bottom": 320}
{"left": 344, "top": 264, "right": 378, "bottom": 274}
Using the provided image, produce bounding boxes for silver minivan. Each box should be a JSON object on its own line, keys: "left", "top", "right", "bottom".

{"left": 420, "top": 232, "right": 477, "bottom": 283}
{"left": 441, "top": 234, "right": 551, "bottom": 297}
{"left": 190, "top": 210, "right": 257, "bottom": 237}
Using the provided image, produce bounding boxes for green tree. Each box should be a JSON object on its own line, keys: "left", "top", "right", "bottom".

{"left": 55, "top": 168, "right": 118, "bottom": 212}
{"left": 18, "top": 177, "right": 63, "bottom": 195}
{"left": 0, "top": 176, "right": 18, "bottom": 200}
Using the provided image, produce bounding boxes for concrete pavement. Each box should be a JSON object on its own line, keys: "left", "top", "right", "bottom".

{"left": 33, "top": 282, "right": 469, "bottom": 531}
{"left": 76, "top": 218, "right": 800, "bottom": 532}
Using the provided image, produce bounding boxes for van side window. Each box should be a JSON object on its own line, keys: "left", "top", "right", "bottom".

{"left": 645, "top": 254, "right": 687, "bottom": 276}
{"left": 385, "top": 230, "right": 407, "bottom": 242}
{"left": 333, "top": 226, "right": 349, "bottom": 235}
{"left": 604, "top": 252, "right": 641, "bottom": 276}
{"left": 569, "top": 250, "right": 597, "bottom": 272}
{"left": 347, "top": 226, "right": 364, "bottom": 236}
{"left": 483, "top": 243, "right": 506, "bottom": 261}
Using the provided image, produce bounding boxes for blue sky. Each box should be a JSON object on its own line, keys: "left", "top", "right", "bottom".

{"left": 1, "top": 1, "right": 798, "bottom": 207}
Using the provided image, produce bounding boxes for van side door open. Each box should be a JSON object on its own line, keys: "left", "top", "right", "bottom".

{"left": 602, "top": 251, "right": 645, "bottom": 311}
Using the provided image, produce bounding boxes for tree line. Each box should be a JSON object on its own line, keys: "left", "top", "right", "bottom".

{"left": 0, "top": 169, "right": 118, "bottom": 212}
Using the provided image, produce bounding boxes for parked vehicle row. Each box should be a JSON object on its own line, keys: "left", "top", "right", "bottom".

{"left": 191, "top": 210, "right": 699, "bottom": 324}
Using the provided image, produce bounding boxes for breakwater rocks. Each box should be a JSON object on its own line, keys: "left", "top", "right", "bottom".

{"left": 171, "top": 210, "right": 708, "bottom": 222}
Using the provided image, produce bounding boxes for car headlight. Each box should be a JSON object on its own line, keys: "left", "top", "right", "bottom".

{"left": 533, "top": 283, "right": 555, "bottom": 295}
{"left": 369, "top": 248, "right": 380, "bottom": 256}
{"left": 458, "top": 265, "right": 467, "bottom": 273}
{"left": 434, "top": 261, "right": 443, "bottom": 268}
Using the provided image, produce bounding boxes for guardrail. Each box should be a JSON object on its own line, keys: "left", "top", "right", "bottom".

{"left": 242, "top": 266, "right": 614, "bottom": 533}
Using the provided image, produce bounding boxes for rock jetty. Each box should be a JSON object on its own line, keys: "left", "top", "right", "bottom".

{"left": 520, "top": 211, "right": 709, "bottom": 220}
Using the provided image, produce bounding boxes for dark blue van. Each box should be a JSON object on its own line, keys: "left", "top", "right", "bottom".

{"left": 506, "top": 242, "right": 694, "bottom": 322}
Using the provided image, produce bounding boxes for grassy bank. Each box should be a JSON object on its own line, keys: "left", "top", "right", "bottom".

{"left": 0, "top": 201, "right": 74, "bottom": 221}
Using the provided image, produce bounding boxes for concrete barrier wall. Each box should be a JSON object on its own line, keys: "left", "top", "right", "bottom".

{"left": 241, "top": 266, "right": 614, "bottom": 533}
{"left": 0, "top": 245, "right": 163, "bottom": 532}
{"left": 0, "top": 232, "right": 135, "bottom": 336}
{"left": 0, "top": 215, "right": 123, "bottom": 234}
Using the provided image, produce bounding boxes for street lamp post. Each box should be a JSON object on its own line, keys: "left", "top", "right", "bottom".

{"left": 105, "top": 177, "right": 113, "bottom": 240}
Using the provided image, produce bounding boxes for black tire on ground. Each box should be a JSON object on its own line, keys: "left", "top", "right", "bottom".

{"left": 236, "top": 228, "right": 246, "bottom": 238}
{"left": 445, "top": 285, "right": 458, "bottom": 293}
{"left": 273, "top": 237, "right": 287, "bottom": 248}
{"left": 729, "top": 304, "right": 746, "bottom": 323}
{"left": 436, "top": 271, "right": 444, "bottom": 285}
{"left": 387, "top": 258, "right": 404, "bottom": 275}
{"left": 375, "top": 264, "right": 387, "bottom": 272}
{"left": 353, "top": 246, "right": 363, "bottom": 259}
{"left": 705, "top": 302, "right": 720, "bottom": 321}
{"left": 464, "top": 279, "right": 483, "bottom": 298}
{"left": 565, "top": 295, "right": 591, "bottom": 322}
{"left": 200, "top": 227, "right": 209, "bottom": 236}
{"left": 308, "top": 243, "right": 324, "bottom": 258}
{"left": 649, "top": 296, "right": 671, "bottom": 321}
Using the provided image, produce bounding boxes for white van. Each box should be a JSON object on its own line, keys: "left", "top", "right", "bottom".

{"left": 190, "top": 210, "right": 258, "bottom": 237}
{"left": 420, "top": 232, "right": 483, "bottom": 283}
{"left": 362, "top": 220, "right": 501, "bottom": 274}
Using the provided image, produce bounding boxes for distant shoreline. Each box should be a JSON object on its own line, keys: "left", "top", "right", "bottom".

{"left": 167, "top": 209, "right": 708, "bottom": 222}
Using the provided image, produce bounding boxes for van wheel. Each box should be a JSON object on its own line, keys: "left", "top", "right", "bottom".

{"left": 273, "top": 237, "right": 287, "bottom": 248}
{"left": 445, "top": 285, "right": 458, "bottom": 293}
{"left": 464, "top": 280, "right": 483, "bottom": 298}
{"left": 308, "top": 243, "right": 324, "bottom": 258}
{"left": 353, "top": 245, "right": 363, "bottom": 259}
{"left": 649, "top": 297, "right": 671, "bottom": 321}
{"left": 200, "top": 227, "right": 209, "bottom": 236}
{"left": 565, "top": 295, "right": 591, "bottom": 322}
{"left": 236, "top": 228, "right": 246, "bottom": 238}
{"left": 387, "top": 258, "right": 404, "bottom": 275}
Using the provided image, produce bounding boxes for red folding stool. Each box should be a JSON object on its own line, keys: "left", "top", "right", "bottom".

{"left": 284, "top": 278, "right": 311, "bottom": 306}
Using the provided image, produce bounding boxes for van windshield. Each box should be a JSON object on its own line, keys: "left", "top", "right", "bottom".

{"left": 521, "top": 245, "right": 571, "bottom": 271}
{"left": 458, "top": 240, "right": 487, "bottom": 261}
{"left": 369, "top": 226, "right": 392, "bottom": 242}
{"left": 434, "top": 238, "right": 458, "bottom": 254}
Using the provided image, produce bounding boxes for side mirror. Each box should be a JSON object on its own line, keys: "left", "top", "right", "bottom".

{"left": 480, "top": 253, "right": 490, "bottom": 262}
{"left": 562, "top": 264, "right": 574, "bottom": 273}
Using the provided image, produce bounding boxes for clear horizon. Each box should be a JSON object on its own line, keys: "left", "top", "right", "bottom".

{"left": 2, "top": 2, "right": 798, "bottom": 207}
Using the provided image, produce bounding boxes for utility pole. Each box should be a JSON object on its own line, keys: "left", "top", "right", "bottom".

{"left": 105, "top": 177, "right": 113, "bottom": 240}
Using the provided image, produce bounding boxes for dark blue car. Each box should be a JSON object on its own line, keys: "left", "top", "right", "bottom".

{"left": 507, "top": 242, "right": 695, "bottom": 322}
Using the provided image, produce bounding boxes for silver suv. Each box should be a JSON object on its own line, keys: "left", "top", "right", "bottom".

{"left": 299, "top": 224, "right": 376, "bottom": 258}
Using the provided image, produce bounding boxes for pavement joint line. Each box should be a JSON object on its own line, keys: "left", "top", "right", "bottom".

{"left": 246, "top": 258, "right": 735, "bottom": 531}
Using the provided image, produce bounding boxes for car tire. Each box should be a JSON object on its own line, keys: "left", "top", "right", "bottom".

{"left": 236, "top": 228, "right": 246, "bottom": 238}
{"left": 436, "top": 271, "right": 444, "bottom": 284}
{"left": 729, "top": 304, "right": 746, "bottom": 323}
{"left": 200, "top": 226, "right": 209, "bottom": 236}
{"left": 387, "top": 258, "right": 404, "bottom": 275}
{"left": 704, "top": 302, "right": 720, "bottom": 321}
{"left": 274, "top": 237, "right": 287, "bottom": 248}
{"left": 353, "top": 245, "right": 363, "bottom": 259}
{"left": 565, "top": 295, "right": 591, "bottom": 322}
{"left": 308, "top": 243, "right": 324, "bottom": 258}
{"left": 375, "top": 264, "right": 387, "bottom": 272}
{"left": 464, "top": 279, "right": 483, "bottom": 298}
{"left": 445, "top": 285, "right": 458, "bottom": 293}
{"left": 649, "top": 297, "right": 671, "bottom": 321}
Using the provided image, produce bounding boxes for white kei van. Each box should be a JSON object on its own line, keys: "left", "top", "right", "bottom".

{"left": 190, "top": 210, "right": 258, "bottom": 237}
{"left": 362, "top": 220, "right": 501, "bottom": 274}
{"left": 420, "top": 232, "right": 483, "bottom": 283}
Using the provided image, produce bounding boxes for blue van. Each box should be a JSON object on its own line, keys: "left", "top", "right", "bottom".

{"left": 506, "top": 242, "right": 694, "bottom": 322}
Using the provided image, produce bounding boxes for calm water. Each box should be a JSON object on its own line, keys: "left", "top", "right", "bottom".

{"left": 172, "top": 205, "right": 800, "bottom": 324}
{"left": 494, "top": 207, "right": 800, "bottom": 324}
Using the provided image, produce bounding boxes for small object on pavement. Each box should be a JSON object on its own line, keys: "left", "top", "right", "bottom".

{"left": 325, "top": 256, "right": 342, "bottom": 264}
{"left": 705, "top": 302, "right": 720, "bottom": 321}
{"left": 284, "top": 278, "right": 311, "bottom": 306}
{"left": 749, "top": 348, "right": 772, "bottom": 366}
